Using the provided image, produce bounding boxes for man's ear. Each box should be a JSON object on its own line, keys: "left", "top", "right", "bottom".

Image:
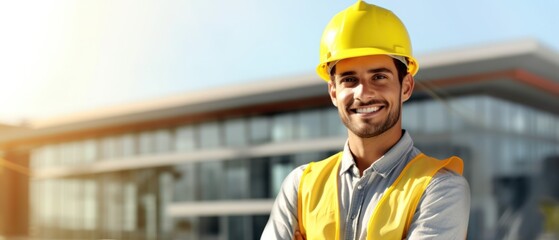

{"left": 328, "top": 80, "right": 338, "bottom": 107}
{"left": 401, "top": 74, "right": 415, "bottom": 103}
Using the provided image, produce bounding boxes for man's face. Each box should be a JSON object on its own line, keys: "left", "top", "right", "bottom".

{"left": 328, "top": 55, "right": 414, "bottom": 138}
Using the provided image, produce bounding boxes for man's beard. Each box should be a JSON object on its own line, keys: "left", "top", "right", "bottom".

{"left": 340, "top": 96, "right": 401, "bottom": 138}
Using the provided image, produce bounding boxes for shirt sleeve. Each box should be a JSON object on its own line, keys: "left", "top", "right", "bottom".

{"left": 260, "top": 165, "right": 306, "bottom": 240}
{"left": 406, "top": 168, "right": 471, "bottom": 240}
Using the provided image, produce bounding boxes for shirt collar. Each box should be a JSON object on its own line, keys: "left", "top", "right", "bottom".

{"left": 339, "top": 130, "right": 414, "bottom": 178}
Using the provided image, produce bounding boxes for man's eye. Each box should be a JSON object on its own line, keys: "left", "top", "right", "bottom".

{"left": 372, "top": 74, "right": 388, "bottom": 80}
{"left": 340, "top": 77, "right": 358, "bottom": 83}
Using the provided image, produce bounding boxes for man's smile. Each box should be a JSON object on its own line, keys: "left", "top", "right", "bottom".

{"left": 353, "top": 106, "right": 383, "bottom": 114}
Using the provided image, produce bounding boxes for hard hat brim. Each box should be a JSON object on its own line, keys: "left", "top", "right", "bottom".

{"left": 316, "top": 48, "right": 419, "bottom": 81}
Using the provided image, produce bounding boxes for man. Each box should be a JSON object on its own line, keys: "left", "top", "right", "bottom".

{"left": 261, "top": 1, "right": 470, "bottom": 239}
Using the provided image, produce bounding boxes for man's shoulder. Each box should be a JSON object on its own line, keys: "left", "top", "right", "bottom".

{"left": 433, "top": 167, "right": 467, "bottom": 182}
{"left": 410, "top": 152, "right": 469, "bottom": 192}
{"left": 428, "top": 167, "right": 470, "bottom": 196}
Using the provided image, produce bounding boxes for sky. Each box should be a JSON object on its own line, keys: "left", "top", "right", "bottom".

{"left": 0, "top": 0, "right": 558, "bottom": 125}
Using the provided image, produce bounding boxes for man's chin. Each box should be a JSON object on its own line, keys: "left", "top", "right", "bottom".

{"left": 348, "top": 126, "right": 382, "bottom": 138}
{"left": 351, "top": 131, "right": 382, "bottom": 139}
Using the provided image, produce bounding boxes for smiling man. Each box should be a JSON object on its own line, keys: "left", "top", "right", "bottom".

{"left": 261, "top": 1, "right": 470, "bottom": 239}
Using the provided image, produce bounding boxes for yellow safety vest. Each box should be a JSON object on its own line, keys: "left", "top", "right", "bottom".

{"left": 297, "top": 152, "right": 463, "bottom": 240}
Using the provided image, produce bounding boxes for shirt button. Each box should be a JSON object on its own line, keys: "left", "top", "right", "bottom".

{"left": 357, "top": 185, "right": 363, "bottom": 190}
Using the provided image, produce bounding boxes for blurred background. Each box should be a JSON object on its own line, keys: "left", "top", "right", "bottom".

{"left": 0, "top": 0, "right": 558, "bottom": 239}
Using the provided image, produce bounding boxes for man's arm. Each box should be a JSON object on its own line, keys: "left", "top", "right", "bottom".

{"left": 407, "top": 169, "right": 471, "bottom": 239}
{"left": 260, "top": 165, "right": 306, "bottom": 240}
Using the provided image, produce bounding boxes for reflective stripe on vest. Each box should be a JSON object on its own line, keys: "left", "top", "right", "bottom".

{"left": 297, "top": 152, "right": 463, "bottom": 240}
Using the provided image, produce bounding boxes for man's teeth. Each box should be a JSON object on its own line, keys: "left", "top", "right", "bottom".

{"left": 356, "top": 106, "right": 380, "bottom": 113}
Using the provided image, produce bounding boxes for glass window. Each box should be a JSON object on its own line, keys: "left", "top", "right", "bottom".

{"left": 324, "top": 108, "right": 345, "bottom": 137}
{"left": 47, "top": 179, "right": 61, "bottom": 231}
{"left": 40, "top": 180, "right": 51, "bottom": 229}
{"left": 133, "top": 169, "right": 158, "bottom": 239}
{"left": 123, "top": 181, "right": 137, "bottom": 231}
{"left": 30, "top": 147, "right": 44, "bottom": 169}
{"left": 402, "top": 102, "right": 421, "bottom": 132}
{"left": 249, "top": 116, "right": 271, "bottom": 144}
{"left": 270, "top": 156, "right": 293, "bottom": 197}
{"left": 447, "top": 98, "right": 462, "bottom": 131}
{"left": 298, "top": 109, "right": 322, "bottom": 139}
{"left": 535, "top": 141, "right": 557, "bottom": 164}
{"left": 536, "top": 112, "right": 554, "bottom": 138}
{"left": 154, "top": 129, "right": 172, "bottom": 153}
{"left": 480, "top": 96, "right": 495, "bottom": 130}
{"left": 424, "top": 100, "right": 448, "bottom": 133}
{"left": 43, "top": 145, "right": 59, "bottom": 167}
{"left": 82, "top": 139, "right": 97, "bottom": 163}
{"left": 491, "top": 97, "right": 505, "bottom": 131}
{"left": 199, "top": 122, "right": 221, "bottom": 149}
{"left": 173, "top": 163, "right": 197, "bottom": 201}
{"left": 142, "top": 193, "right": 158, "bottom": 239}
{"left": 176, "top": 125, "right": 197, "bottom": 152}
{"left": 249, "top": 157, "right": 270, "bottom": 199}
{"left": 71, "top": 142, "right": 82, "bottom": 166}
{"left": 59, "top": 142, "right": 78, "bottom": 166}
{"left": 38, "top": 180, "right": 48, "bottom": 230}
{"left": 56, "top": 144, "right": 67, "bottom": 166}
{"left": 121, "top": 134, "right": 136, "bottom": 157}
{"left": 63, "top": 179, "right": 81, "bottom": 230}
{"left": 530, "top": 108, "right": 541, "bottom": 136}
{"left": 73, "top": 142, "right": 83, "bottom": 165}
{"left": 225, "top": 159, "right": 249, "bottom": 199}
{"left": 224, "top": 118, "right": 247, "bottom": 147}
{"left": 83, "top": 179, "right": 98, "bottom": 230}
{"left": 512, "top": 138, "right": 529, "bottom": 170}
{"left": 198, "top": 161, "right": 224, "bottom": 200}
{"left": 227, "top": 216, "right": 248, "bottom": 240}
{"left": 102, "top": 176, "right": 123, "bottom": 235}
{"left": 449, "top": 95, "right": 480, "bottom": 130}
{"left": 159, "top": 172, "right": 174, "bottom": 236}
{"left": 510, "top": 104, "right": 528, "bottom": 134}
{"left": 480, "top": 135, "right": 498, "bottom": 175}
{"left": 555, "top": 115, "right": 559, "bottom": 141}
{"left": 272, "top": 113, "right": 296, "bottom": 142}
{"left": 101, "top": 136, "right": 121, "bottom": 159}
{"left": 503, "top": 137, "right": 516, "bottom": 174}
{"left": 138, "top": 131, "right": 154, "bottom": 155}
{"left": 497, "top": 98, "right": 515, "bottom": 132}
{"left": 199, "top": 217, "right": 221, "bottom": 239}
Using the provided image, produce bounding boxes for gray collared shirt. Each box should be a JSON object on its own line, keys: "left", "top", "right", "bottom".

{"left": 261, "top": 131, "right": 470, "bottom": 240}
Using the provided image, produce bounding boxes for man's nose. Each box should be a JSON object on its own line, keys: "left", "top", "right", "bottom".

{"left": 354, "top": 82, "right": 375, "bottom": 102}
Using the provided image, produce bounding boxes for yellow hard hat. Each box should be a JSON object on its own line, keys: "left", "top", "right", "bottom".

{"left": 317, "top": 0, "right": 419, "bottom": 81}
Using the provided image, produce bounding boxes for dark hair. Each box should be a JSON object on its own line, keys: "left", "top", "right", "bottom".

{"left": 393, "top": 58, "right": 408, "bottom": 84}
{"left": 329, "top": 58, "right": 409, "bottom": 84}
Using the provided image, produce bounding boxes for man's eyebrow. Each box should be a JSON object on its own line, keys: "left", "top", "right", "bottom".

{"left": 367, "top": 67, "right": 393, "bottom": 74}
{"left": 338, "top": 71, "right": 356, "bottom": 77}
{"left": 337, "top": 68, "right": 393, "bottom": 77}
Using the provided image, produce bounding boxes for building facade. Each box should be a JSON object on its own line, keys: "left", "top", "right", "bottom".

{"left": 1, "top": 39, "right": 558, "bottom": 239}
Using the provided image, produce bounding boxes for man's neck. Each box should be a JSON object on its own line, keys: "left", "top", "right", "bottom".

{"left": 347, "top": 126, "right": 403, "bottom": 176}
